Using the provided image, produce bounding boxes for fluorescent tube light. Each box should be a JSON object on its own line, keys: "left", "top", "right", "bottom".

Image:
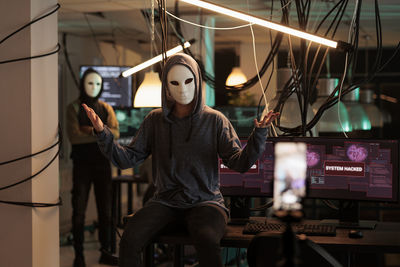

{"left": 180, "top": 0, "right": 338, "bottom": 48}
{"left": 122, "top": 41, "right": 192, "bottom": 77}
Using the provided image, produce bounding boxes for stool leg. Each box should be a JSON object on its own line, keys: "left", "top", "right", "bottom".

{"left": 174, "top": 244, "right": 184, "bottom": 267}
{"left": 127, "top": 181, "right": 133, "bottom": 215}
{"left": 116, "top": 183, "right": 122, "bottom": 228}
{"left": 111, "top": 182, "right": 117, "bottom": 254}
{"left": 144, "top": 243, "right": 155, "bottom": 267}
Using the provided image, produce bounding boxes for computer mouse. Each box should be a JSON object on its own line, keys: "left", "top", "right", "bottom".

{"left": 348, "top": 229, "right": 363, "bottom": 238}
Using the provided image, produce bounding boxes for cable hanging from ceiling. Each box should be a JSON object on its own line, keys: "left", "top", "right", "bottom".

{"left": 156, "top": 0, "right": 400, "bottom": 137}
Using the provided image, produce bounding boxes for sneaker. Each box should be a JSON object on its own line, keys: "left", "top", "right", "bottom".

{"left": 73, "top": 255, "right": 86, "bottom": 267}
{"left": 99, "top": 250, "right": 119, "bottom": 266}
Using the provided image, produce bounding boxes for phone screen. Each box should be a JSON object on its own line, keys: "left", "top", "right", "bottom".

{"left": 273, "top": 142, "right": 307, "bottom": 211}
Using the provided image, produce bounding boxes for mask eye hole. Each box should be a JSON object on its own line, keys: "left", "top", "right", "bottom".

{"left": 170, "top": 81, "right": 179, "bottom": 86}
{"left": 185, "top": 78, "right": 193, "bottom": 84}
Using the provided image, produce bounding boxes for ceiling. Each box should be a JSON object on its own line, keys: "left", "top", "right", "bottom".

{"left": 58, "top": 0, "right": 400, "bottom": 53}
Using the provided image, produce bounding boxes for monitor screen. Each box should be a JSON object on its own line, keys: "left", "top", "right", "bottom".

{"left": 214, "top": 106, "right": 259, "bottom": 138}
{"left": 79, "top": 65, "right": 133, "bottom": 108}
{"left": 219, "top": 140, "right": 275, "bottom": 198}
{"left": 114, "top": 107, "right": 154, "bottom": 145}
{"left": 219, "top": 137, "right": 399, "bottom": 203}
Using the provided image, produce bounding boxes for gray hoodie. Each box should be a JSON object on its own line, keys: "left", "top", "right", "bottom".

{"left": 96, "top": 53, "right": 267, "bottom": 214}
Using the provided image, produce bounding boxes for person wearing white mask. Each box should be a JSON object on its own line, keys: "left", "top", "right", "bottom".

{"left": 66, "top": 68, "right": 119, "bottom": 267}
{"left": 83, "top": 54, "right": 279, "bottom": 267}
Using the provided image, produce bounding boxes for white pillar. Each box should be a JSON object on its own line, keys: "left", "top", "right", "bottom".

{"left": 0, "top": 1, "right": 59, "bottom": 267}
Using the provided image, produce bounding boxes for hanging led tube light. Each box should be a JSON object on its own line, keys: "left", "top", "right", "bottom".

{"left": 180, "top": 0, "right": 343, "bottom": 49}
{"left": 122, "top": 41, "right": 192, "bottom": 77}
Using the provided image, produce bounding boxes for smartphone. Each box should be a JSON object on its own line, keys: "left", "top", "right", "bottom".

{"left": 273, "top": 142, "right": 307, "bottom": 211}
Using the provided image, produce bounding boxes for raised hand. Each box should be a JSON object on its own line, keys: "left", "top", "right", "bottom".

{"left": 82, "top": 103, "right": 104, "bottom": 132}
{"left": 254, "top": 110, "right": 280, "bottom": 128}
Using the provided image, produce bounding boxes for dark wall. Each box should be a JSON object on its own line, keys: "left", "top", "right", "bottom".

{"left": 215, "top": 48, "right": 235, "bottom": 106}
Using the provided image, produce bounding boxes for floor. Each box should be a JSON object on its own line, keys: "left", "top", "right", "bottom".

{"left": 59, "top": 224, "right": 400, "bottom": 267}
{"left": 60, "top": 229, "right": 119, "bottom": 267}
{"left": 59, "top": 226, "right": 185, "bottom": 267}
{"left": 59, "top": 176, "right": 147, "bottom": 267}
{"left": 58, "top": 228, "right": 244, "bottom": 267}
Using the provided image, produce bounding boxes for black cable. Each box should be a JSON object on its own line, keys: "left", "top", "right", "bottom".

{"left": 305, "top": 238, "right": 343, "bottom": 267}
{"left": 285, "top": 0, "right": 347, "bottom": 136}
{"left": 293, "top": 0, "right": 348, "bottom": 136}
{"left": 115, "top": 227, "right": 122, "bottom": 239}
{"left": 314, "top": 0, "right": 345, "bottom": 35}
{"left": 171, "top": 0, "right": 284, "bottom": 93}
{"left": 158, "top": 0, "right": 168, "bottom": 66}
{"left": 275, "top": 4, "right": 396, "bottom": 136}
{"left": 305, "top": 0, "right": 347, "bottom": 98}
{"left": 322, "top": 200, "right": 339, "bottom": 211}
{"left": 250, "top": 200, "right": 273, "bottom": 211}
{"left": 0, "top": 3, "right": 60, "bottom": 45}
{"left": 256, "top": 0, "right": 276, "bottom": 120}
{"left": 0, "top": 125, "right": 61, "bottom": 191}
{"left": 0, "top": 144, "right": 59, "bottom": 191}
{"left": 0, "top": 138, "right": 59, "bottom": 166}
{"left": 1, "top": 123, "right": 62, "bottom": 166}
{"left": 0, "top": 197, "right": 62, "bottom": 208}
{"left": 0, "top": 43, "right": 60, "bottom": 65}
{"left": 376, "top": 42, "right": 400, "bottom": 73}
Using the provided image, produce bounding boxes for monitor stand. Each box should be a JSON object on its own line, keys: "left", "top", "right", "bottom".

{"left": 228, "top": 197, "right": 251, "bottom": 225}
{"left": 320, "top": 201, "right": 377, "bottom": 229}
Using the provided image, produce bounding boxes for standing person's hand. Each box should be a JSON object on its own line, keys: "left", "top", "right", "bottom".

{"left": 82, "top": 103, "right": 104, "bottom": 132}
{"left": 254, "top": 110, "right": 280, "bottom": 128}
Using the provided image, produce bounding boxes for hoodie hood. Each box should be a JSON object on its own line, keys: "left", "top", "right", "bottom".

{"left": 161, "top": 53, "right": 204, "bottom": 121}
{"left": 79, "top": 68, "right": 104, "bottom": 106}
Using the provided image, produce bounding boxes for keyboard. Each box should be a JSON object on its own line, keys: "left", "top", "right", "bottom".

{"left": 242, "top": 221, "right": 336, "bottom": 236}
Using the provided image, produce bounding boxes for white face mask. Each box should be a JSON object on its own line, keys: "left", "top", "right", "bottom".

{"left": 167, "top": 65, "right": 195, "bottom": 105}
{"left": 84, "top": 72, "right": 102, "bottom": 98}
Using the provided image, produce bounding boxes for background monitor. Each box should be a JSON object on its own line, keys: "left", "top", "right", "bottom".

{"left": 214, "top": 106, "right": 260, "bottom": 138}
{"left": 80, "top": 65, "right": 133, "bottom": 108}
{"left": 113, "top": 107, "right": 154, "bottom": 145}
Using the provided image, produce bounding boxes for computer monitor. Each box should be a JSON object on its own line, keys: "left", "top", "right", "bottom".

{"left": 219, "top": 137, "right": 399, "bottom": 227}
{"left": 214, "top": 106, "right": 260, "bottom": 138}
{"left": 296, "top": 137, "right": 399, "bottom": 229}
{"left": 79, "top": 65, "right": 133, "bottom": 108}
{"left": 219, "top": 139, "right": 274, "bottom": 198}
{"left": 114, "top": 107, "right": 154, "bottom": 145}
{"left": 219, "top": 139, "right": 274, "bottom": 224}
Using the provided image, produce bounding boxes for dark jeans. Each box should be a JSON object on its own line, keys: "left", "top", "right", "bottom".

{"left": 119, "top": 202, "right": 228, "bottom": 267}
{"left": 71, "top": 161, "right": 113, "bottom": 255}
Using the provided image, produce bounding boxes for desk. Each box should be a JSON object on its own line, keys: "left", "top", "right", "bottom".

{"left": 145, "top": 219, "right": 400, "bottom": 267}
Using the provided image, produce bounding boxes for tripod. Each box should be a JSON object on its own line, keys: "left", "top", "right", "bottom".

{"left": 275, "top": 210, "right": 304, "bottom": 267}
